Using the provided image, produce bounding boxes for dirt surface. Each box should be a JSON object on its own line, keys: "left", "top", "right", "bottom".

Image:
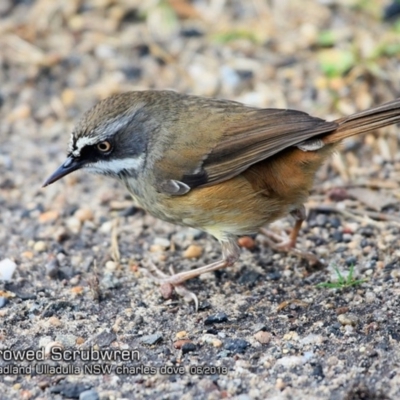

{"left": 1, "top": 1, "right": 400, "bottom": 399}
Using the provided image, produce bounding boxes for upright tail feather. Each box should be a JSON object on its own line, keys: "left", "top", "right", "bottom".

{"left": 323, "top": 98, "right": 400, "bottom": 145}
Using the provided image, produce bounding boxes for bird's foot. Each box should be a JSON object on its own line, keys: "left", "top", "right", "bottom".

{"left": 260, "top": 228, "right": 324, "bottom": 266}
{"left": 141, "top": 262, "right": 199, "bottom": 310}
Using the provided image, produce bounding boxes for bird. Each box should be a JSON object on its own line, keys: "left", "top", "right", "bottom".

{"left": 43, "top": 90, "right": 400, "bottom": 307}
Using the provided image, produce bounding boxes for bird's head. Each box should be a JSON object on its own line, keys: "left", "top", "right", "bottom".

{"left": 43, "top": 92, "right": 156, "bottom": 187}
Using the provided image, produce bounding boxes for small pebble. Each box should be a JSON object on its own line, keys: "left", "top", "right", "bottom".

{"left": 66, "top": 217, "right": 81, "bottom": 234}
{"left": 150, "top": 244, "right": 165, "bottom": 253}
{"left": 39, "top": 210, "right": 59, "bottom": 223}
{"left": 74, "top": 208, "right": 94, "bottom": 222}
{"left": 254, "top": 331, "right": 272, "bottom": 344}
{"left": 56, "top": 334, "right": 78, "bottom": 347}
{"left": 175, "top": 331, "right": 188, "bottom": 340}
{"left": 33, "top": 241, "right": 47, "bottom": 252}
{"left": 153, "top": 238, "right": 170, "bottom": 248}
{"left": 237, "top": 236, "right": 256, "bottom": 249}
{"left": 182, "top": 342, "right": 196, "bottom": 354}
{"left": 204, "top": 312, "right": 228, "bottom": 325}
{"left": 7, "top": 104, "right": 31, "bottom": 122}
{"left": 183, "top": 244, "right": 203, "bottom": 259}
{"left": 0, "top": 259, "right": 17, "bottom": 281}
{"left": 0, "top": 297, "right": 8, "bottom": 308}
{"left": 338, "top": 313, "right": 359, "bottom": 326}
{"left": 275, "top": 378, "right": 285, "bottom": 390}
{"left": 76, "top": 337, "right": 85, "bottom": 345}
{"left": 141, "top": 333, "right": 163, "bottom": 345}
{"left": 212, "top": 339, "right": 223, "bottom": 348}
{"left": 335, "top": 307, "right": 349, "bottom": 315}
{"left": 61, "top": 88, "right": 76, "bottom": 106}
{"left": 224, "top": 338, "right": 250, "bottom": 354}
{"left": 70, "top": 286, "right": 84, "bottom": 295}
{"left": 173, "top": 339, "right": 192, "bottom": 349}
{"left": 79, "top": 390, "right": 99, "bottom": 400}
{"left": 100, "top": 221, "right": 113, "bottom": 233}
{"left": 45, "top": 257, "right": 60, "bottom": 279}
{"left": 105, "top": 261, "right": 118, "bottom": 271}
{"left": 48, "top": 316, "right": 62, "bottom": 327}
{"left": 21, "top": 251, "right": 34, "bottom": 259}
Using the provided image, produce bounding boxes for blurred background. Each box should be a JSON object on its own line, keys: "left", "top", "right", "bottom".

{"left": 1, "top": 2, "right": 400, "bottom": 399}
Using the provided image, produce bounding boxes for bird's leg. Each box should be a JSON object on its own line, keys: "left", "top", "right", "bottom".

{"left": 261, "top": 206, "right": 306, "bottom": 250}
{"left": 260, "top": 206, "right": 322, "bottom": 264}
{"left": 142, "top": 238, "right": 240, "bottom": 309}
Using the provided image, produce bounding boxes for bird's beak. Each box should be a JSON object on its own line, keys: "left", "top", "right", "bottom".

{"left": 42, "top": 156, "right": 85, "bottom": 187}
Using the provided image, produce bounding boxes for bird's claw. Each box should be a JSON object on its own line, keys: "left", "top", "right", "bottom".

{"left": 140, "top": 262, "right": 199, "bottom": 311}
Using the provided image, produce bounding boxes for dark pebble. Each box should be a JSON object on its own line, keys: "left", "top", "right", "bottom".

{"left": 311, "top": 363, "right": 325, "bottom": 379}
{"left": 0, "top": 297, "right": 8, "bottom": 308}
{"left": 42, "top": 301, "right": 74, "bottom": 318}
{"left": 237, "top": 270, "right": 263, "bottom": 286}
{"left": 224, "top": 338, "right": 250, "bottom": 354}
{"left": 332, "top": 231, "right": 343, "bottom": 242}
{"left": 14, "top": 291, "right": 36, "bottom": 300}
{"left": 359, "top": 227, "right": 375, "bottom": 238}
{"left": 50, "top": 383, "right": 92, "bottom": 398}
{"left": 345, "top": 257, "right": 357, "bottom": 266}
{"left": 267, "top": 271, "right": 281, "bottom": 281}
{"left": 314, "top": 237, "right": 326, "bottom": 246}
{"left": 118, "top": 206, "right": 138, "bottom": 217}
{"left": 93, "top": 331, "right": 117, "bottom": 347}
{"left": 121, "top": 67, "right": 142, "bottom": 80}
{"left": 385, "top": 262, "right": 398, "bottom": 270}
{"left": 141, "top": 332, "right": 163, "bottom": 345}
{"left": 45, "top": 258, "right": 60, "bottom": 279}
{"left": 388, "top": 328, "right": 400, "bottom": 341}
{"left": 206, "top": 328, "right": 219, "bottom": 335}
{"left": 335, "top": 246, "right": 347, "bottom": 253}
{"left": 198, "top": 301, "right": 212, "bottom": 311}
{"left": 253, "top": 323, "right": 268, "bottom": 333}
{"left": 181, "top": 28, "right": 204, "bottom": 37}
{"left": 204, "top": 312, "right": 228, "bottom": 325}
{"left": 181, "top": 342, "right": 197, "bottom": 354}
{"left": 360, "top": 238, "right": 369, "bottom": 248}
{"left": 79, "top": 390, "right": 99, "bottom": 400}
{"left": 329, "top": 217, "right": 342, "bottom": 228}
{"left": 236, "top": 69, "right": 254, "bottom": 80}
{"left": 327, "top": 323, "right": 343, "bottom": 337}
{"left": 310, "top": 214, "right": 328, "bottom": 228}
{"left": 343, "top": 235, "right": 353, "bottom": 243}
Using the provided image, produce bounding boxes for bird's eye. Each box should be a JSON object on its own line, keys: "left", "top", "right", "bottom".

{"left": 96, "top": 141, "right": 112, "bottom": 153}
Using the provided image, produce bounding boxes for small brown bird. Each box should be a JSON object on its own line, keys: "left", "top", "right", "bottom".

{"left": 43, "top": 91, "right": 400, "bottom": 306}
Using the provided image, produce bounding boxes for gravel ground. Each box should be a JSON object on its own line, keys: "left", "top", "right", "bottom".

{"left": 1, "top": 1, "right": 400, "bottom": 399}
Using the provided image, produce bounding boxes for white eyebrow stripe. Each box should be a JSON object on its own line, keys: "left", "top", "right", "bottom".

{"left": 70, "top": 113, "right": 135, "bottom": 155}
{"left": 85, "top": 156, "right": 145, "bottom": 174}
{"left": 72, "top": 136, "right": 99, "bottom": 156}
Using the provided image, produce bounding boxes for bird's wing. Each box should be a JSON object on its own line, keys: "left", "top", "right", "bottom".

{"left": 153, "top": 106, "right": 338, "bottom": 195}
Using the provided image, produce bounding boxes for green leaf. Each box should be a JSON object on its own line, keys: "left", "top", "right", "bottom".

{"left": 318, "top": 49, "right": 356, "bottom": 78}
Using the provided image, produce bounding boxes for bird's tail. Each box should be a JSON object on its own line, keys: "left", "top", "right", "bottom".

{"left": 323, "top": 98, "right": 400, "bottom": 145}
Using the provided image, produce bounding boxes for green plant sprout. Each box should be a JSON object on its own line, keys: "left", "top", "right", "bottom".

{"left": 316, "top": 265, "right": 366, "bottom": 289}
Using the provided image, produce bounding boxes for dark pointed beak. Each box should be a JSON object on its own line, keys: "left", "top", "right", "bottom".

{"left": 42, "top": 156, "right": 85, "bottom": 187}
